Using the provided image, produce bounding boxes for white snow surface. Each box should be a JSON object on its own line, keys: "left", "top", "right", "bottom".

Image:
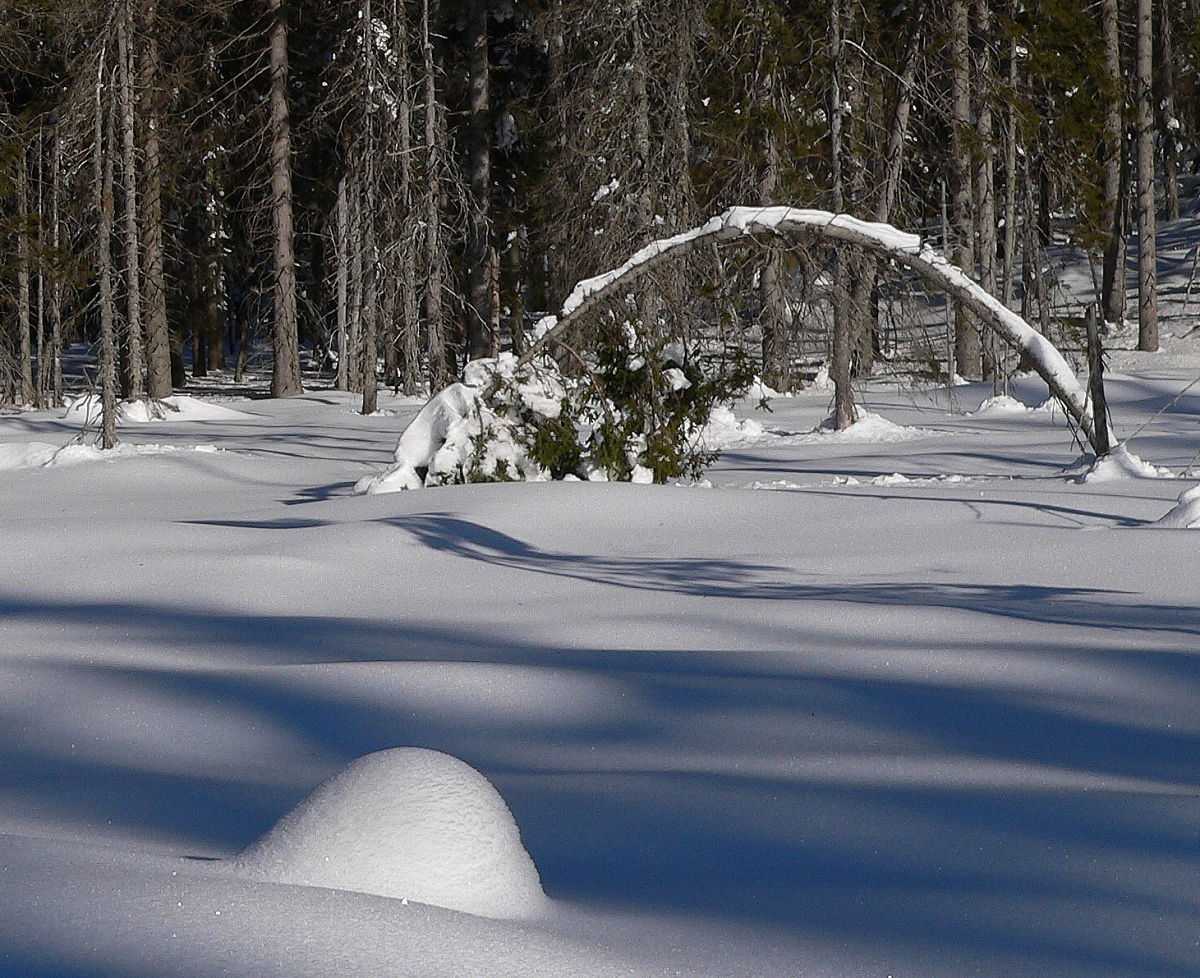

{"left": 237, "top": 747, "right": 550, "bottom": 919}
{"left": 2, "top": 327, "right": 1200, "bottom": 978}
{"left": 1156, "top": 483, "right": 1200, "bottom": 527}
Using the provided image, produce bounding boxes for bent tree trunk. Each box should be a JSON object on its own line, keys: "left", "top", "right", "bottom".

{"left": 514, "top": 207, "right": 1113, "bottom": 455}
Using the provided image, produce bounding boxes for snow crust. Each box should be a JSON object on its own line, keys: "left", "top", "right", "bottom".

{"left": 236, "top": 748, "right": 550, "bottom": 919}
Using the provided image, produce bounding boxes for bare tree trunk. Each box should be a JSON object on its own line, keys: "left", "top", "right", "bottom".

{"left": 139, "top": 0, "right": 172, "bottom": 398}
{"left": 422, "top": 0, "right": 449, "bottom": 389}
{"left": 95, "top": 57, "right": 119, "bottom": 449}
{"left": 49, "top": 125, "right": 63, "bottom": 406}
{"left": 17, "top": 146, "right": 33, "bottom": 406}
{"left": 335, "top": 175, "right": 349, "bottom": 390}
{"left": 974, "top": 0, "right": 998, "bottom": 386}
{"left": 34, "top": 132, "right": 45, "bottom": 407}
{"left": 630, "top": 0, "right": 652, "bottom": 238}
{"left": 347, "top": 179, "right": 363, "bottom": 391}
{"left": 360, "top": 0, "right": 379, "bottom": 417}
{"left": 1099, "top": 0, "right": 1127, "bottom": 326}
{"left": 464, "top": 0, "right": 494, "bottom": 361}
{"left": 1000, "top": 36, "right": 1018, "bottom": 311}
{"left": 759, "top": 127, "right": 789, "bottom": 393}
{"left": 873, "top": 0, "right": 923, "bottom": 225}
{"left": 268, "top": 0, "right": 303, "bottom": 395}
{"left": 361, "top": 207, "right": 378, "bottom": 414}
{"left": 393, "top": 0, "right": 421, "bottom": 394}
{"left": 118, "top": 0, "right": 144, "bottom": 399}
{"left": 829, "top": 0, "right": 854, "bottom": 429}
{"left": 949, "top": 0, "right": 980, "bottom": 377}
{"left": 1134, "top": 0, "right": 1157, "bottom": 352}
{"left": 1157, "top": 0, "right": 1179, "bottom": 222}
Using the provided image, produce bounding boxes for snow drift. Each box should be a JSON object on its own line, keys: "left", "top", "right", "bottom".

{"left": 235, "top": 748, "right": 550, "bottom": 920}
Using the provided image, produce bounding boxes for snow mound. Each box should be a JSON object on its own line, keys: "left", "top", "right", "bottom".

{"left": 0, "top": 442, "right": 59, "bottom": 470}
{"left": 698, "top": 404, "right": 769, "bottom": 448}
{"left": 814, "top": 411, "right": 933, "bottom": 444}
{"left": 1078, "top": 444, "right": 1176, "bottom": 483}
{"left": 971, "top": 394, "right": 1034, "bottom": 415}
{"left": 63, "top": 394, "right": 252, "bottom": 425}
{"left": 236, "top": 747, "right": 551, "bottom": 920}
{"left": 1155, "top": 484, "right": 1200, "bottom": 528}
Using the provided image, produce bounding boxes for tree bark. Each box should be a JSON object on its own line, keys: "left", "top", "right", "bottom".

{"left": 1134, "top": 0, "right": 1157, "bottom": 352}
{"left": 422, "top": 0, "right": 449, "bottom": 389}
{"left": 759, "top": 127, "right": 789, "bottom": 393}
{"left": 949, "top": 0, "right": 980, "bottom": 377}
{"left": 360, "top": 0, "right": 379, "bottom": 417}
{"left": 268, "top": 0, "right": 303, "bottom": 396}
{"left": 1000, "top": 34, "right": 1018, "bottom": 311}
{"left": 118, "top": 1, "right": 144, "bottom": 399}
{"left": 138, "top": 0, "right": 172, "bottom": 398}
{"left": 873, "top": 0, "right": 924, "bottom": 225}
{"left": 1157, "top": 0, "right": 1179, "bottom": 222}
{"left": 829, "top": 0, "right": 855, "bottom": 428}
{"left": 95, "top": 58, "right": 119, "bottom": 449}
{"left": 464, "top": 0, "right": 494, "bottom": 361}
{"left": 49, "top": 124, "right": 63, "bottom": 406}
{"left": 1099, "top": 0, "right": 1127, "bottom": 327}
{"left": 974, "top": 0, "right": 998, "bottom": 386}
{"left": 335, "top": 174, "right": 349, "bottom": 390}
{"left": 393, "top": 0, "right": 421, "bottom": 394}
{"left": 17, "top": 146, "right": 33, "bottom": 406}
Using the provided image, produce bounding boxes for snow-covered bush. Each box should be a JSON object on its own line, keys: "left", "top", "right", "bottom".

{"left": 359, "top": 322, "right": 754, "bottom": 492}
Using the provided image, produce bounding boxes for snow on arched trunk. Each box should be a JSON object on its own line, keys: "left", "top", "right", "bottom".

{"left": 516, "top": 206, "right": 1113, "bottom": 455}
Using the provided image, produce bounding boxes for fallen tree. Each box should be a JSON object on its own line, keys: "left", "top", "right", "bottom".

{"left": 514, "top": 206, "right": 1115, "bottom": 455}
{"left": 361, "top": 207, "right": 1116, "bottom": 493}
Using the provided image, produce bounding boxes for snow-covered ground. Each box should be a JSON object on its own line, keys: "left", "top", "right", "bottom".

{"left": 2, "top": 227, "right": 1200, "bottom": 976}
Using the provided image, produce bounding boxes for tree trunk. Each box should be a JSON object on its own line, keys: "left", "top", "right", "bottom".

{"left": 393, "top": 0, "right": 421, "bottom": 394}
{"left": 268, "top": 0, "right": 303, "bottom": 396}
{"left": 17, "top": 146, "right": 33, "bottom": 406}
{"left": 949, "top": 0, "right": 979, "bottom": 377}
{"left": 118, "top": 0, "right": 144, "bottom": 399}
{"left": 360, "top": 0, "right": 379, "bottom": 417}
{"left": 829, "top": 0, "right": 854, "bottom": 428}
{"left": 95, "top": 58, "right": 119, "bottom": 449}
{"left": 1157, "top": 0, "right": 1179, "bottom": 222}
{"left": 759, "top": 128, "right": 789, "bottom": 393}
{"left": 464, "top": 0, "right": 494, "bottom": 361}
{"left": 1099, "top": 0, "right": 1127, "bottom": 327}
{"left": 422, "top": 0, "right": 449, "bottom": 389}
{"left": 873, "top": 0, "right": 923, "bottom": 225}
{"left": 139, "top": 0, "right": 172, "bottom": 398}
{"left": 1134, "top": 0, "right": 1157, "bottom": 352}
{"left": 974, "top": 0, "right": 998, "bottom": 386}
{"left": 335, "top": 174, "right": 349, "bottom": 390}
{"left": 1000, "top": 35, "right": 1018, "bottom": 311}
{"left": 49, "top": 125, "right": 63, "bottom": 406}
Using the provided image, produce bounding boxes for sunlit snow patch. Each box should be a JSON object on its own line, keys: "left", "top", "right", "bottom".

{"left": 236, "top": 747, "right": 551, "bottom": 920}
{"left": 1155, "top": 484, "right": 1200, "bottom": 528}
{"left": 63, "top": 394, "right": 253, "bottom": 425}
{"left": 970, "top": 394, "right": 1063, "bottom": 417}
{"left": 808, "top": 411, "right": 936, "bottom": 444}
{"left": 0, "top": 441, "right": 220, "bottom": 470}
{"left": 1077, "top": 444, "right": 1176, "bottom": 483}
{"left": 697, "top": 404, "right": 770, "bottom": 449}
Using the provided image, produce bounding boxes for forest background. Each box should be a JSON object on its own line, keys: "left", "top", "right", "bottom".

{"left": 2, "top": 0, "right": 1199, "bottom": 425}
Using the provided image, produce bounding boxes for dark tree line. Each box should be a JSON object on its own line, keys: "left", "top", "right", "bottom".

{"left": 2, "top": 0, "right": 1198, "bottom": 428}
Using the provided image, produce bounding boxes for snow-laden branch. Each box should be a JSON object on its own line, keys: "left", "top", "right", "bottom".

{"left": 517, "top": 206, "right": 1113, "bottom": 454}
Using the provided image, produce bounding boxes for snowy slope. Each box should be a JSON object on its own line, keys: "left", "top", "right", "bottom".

{"left": 1, "top": 220, "right": 1200, "bottom": 977}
